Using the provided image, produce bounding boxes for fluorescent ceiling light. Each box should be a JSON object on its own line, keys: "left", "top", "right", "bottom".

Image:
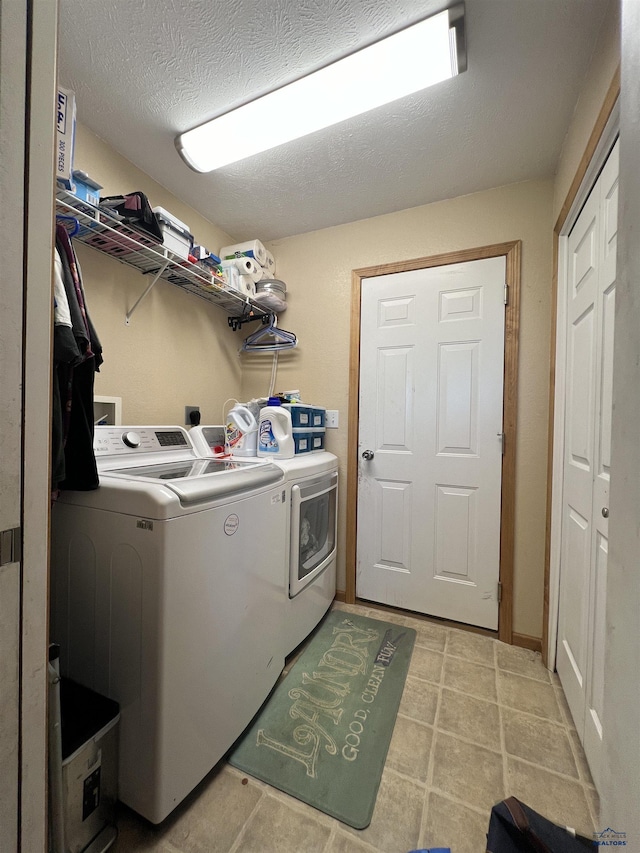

{"left": 176, "top": 4, "right": 466, "bottom": 172}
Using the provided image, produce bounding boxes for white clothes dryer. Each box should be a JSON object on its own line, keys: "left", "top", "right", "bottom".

{"left": 50, "top": 426, "right": 287, "bottom": 824}
{"left": 190, "top": 426, "right": 338, "bottom": 656}
{"left": 277, "top": 452, "right": 339, "bottom": 655}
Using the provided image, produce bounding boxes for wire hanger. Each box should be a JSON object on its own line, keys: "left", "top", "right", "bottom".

{"left": 56, "top": 214, "right": 80, "bottom": 237}
{"left": 241, "top": 313, "right": 297, "bottom": 352}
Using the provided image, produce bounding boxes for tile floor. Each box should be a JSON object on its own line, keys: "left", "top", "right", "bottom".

{"left": 112, "top": 602, "right": 599, "bottom": 853}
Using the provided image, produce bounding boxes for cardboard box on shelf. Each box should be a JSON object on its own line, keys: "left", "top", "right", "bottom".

{"left": 56, "top": 87, "right": 76, "bottom": 189}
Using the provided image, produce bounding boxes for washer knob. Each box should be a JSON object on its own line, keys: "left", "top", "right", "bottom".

{"left": 122, "top": 430, "right": 141, "bottom": 448}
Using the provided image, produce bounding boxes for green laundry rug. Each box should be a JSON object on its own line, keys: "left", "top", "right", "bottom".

{"left": 228, "top": 610, "right": 416, "bottom": 829}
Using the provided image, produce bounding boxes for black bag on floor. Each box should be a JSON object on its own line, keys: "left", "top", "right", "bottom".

{"left": 486, "top": 797, "right": 597, "bottom": 852}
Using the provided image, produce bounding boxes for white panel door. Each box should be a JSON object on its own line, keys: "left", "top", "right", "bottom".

{"left": 356, "top": 257, "right": 506, "bottom": 630}
{"left": 556, "top": 184, "right": 600, "bottom": 733}
{"left": 583, "top": 141, "right": 618, "bottom": 789}
{"left": 557, "top": 139, "right": 618, "bottom": 791}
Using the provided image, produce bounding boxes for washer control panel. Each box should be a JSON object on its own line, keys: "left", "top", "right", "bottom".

{"left": 94, "top": 426, "right": 190, "bottom": 456}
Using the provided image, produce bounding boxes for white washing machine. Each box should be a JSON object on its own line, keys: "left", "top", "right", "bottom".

{"left": 50, "top": 426, "right": 287, "bottom": 824}
{"left": 191, "top": 426, "right": 338, "bottom": 656}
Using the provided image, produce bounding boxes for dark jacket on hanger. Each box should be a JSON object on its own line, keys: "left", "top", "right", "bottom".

{"left": 53, "top": 224, "right": 103, "bottom": 492}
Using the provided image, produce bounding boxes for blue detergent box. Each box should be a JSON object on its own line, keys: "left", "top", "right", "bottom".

{"left": 71, "top": 170, "right": 103, "bottom": 207}
{"left": 192, "top": 245, "right": 222, "bottom": 268}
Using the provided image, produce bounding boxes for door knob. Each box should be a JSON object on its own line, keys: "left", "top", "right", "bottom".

{"left": 362, "top": 450, "right": 374, "bottom": 461}
{"left": 602, "top": 507, "right": 609, "bottom": 518}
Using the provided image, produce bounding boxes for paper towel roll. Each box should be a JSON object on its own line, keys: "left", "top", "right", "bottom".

{"left": 219, "top": 240, "right": 267, "bottom": 267}
{"left": 237, "top": 274, "right": 256, "bottom": 297}
{"left": 234, "top": 257, "right": 262, "bottom": 283}
{"left": 263, "top": 250, "right": 276, "bottom": 275}
{"left": 220, "top": 258, "right": 261, "bottom": 283}
{"left": 257, "top": 267, "right": 273, "bottom": 281}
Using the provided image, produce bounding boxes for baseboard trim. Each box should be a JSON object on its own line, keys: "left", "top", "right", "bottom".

{"left": 336, "top": 593, "right": 539, "bottom": 650}
{"left": 512, "top": 632, "right": 542, "bottom": 653}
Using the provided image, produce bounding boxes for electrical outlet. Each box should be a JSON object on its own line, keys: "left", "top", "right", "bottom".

{"left": 326, "top": 410, "right": 339, "bottom": 428}
{"left": 185, "top": 406, "right": 200, "bottom": 426}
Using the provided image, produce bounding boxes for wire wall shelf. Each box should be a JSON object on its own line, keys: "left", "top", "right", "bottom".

{"left": 55, "top": 190, "right": 266, "bottom": 324}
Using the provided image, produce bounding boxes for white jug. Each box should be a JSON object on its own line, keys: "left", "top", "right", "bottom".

{"left": 257, "top": 405, "right": 294, "bottom": 459}
{"left": 226, "top": 404, "right": 258, "bottom": 457}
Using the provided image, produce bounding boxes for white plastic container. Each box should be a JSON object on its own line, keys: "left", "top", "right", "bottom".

{"left": 257, "top": 405, "right": 294, "bottom": 459}
{"left": 225, "top": 405, "right": 258, "bottom": 457}
{"left": 152, "top": 206, "right": 193, "bottom": 260}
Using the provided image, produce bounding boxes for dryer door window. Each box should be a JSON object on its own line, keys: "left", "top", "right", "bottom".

{"left": 290, "top": 472, "right": 338, "bottom": 597}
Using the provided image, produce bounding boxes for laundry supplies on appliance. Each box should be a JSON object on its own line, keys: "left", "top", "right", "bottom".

{"left": 225, "top": 404, "right": 258, "bottom": 457}
{"left": 258, "top": 399, "right": 294, "bottom": 459}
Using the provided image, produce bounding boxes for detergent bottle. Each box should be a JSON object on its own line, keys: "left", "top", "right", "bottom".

{"left": 257, "top": 398, "right": 294, "bottom": 459}
{"left": 225, "top": 404, "right": 258, "bottom": 457}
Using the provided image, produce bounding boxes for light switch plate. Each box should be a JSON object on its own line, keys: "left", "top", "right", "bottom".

{"left": 326, "top": 410, "right": 339, "bottom": 428}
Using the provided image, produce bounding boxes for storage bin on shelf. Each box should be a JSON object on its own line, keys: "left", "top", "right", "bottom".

{"left": 282, "top": 404, "right": 326, "bottom": 428}
{"left": 152, "top": 206, "right": 193, "bottom": 260}
{"left": 292, "top": 429, "right": 313, "bottom": 454}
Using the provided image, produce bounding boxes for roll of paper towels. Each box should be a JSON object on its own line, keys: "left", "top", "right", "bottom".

{"left": 237, "top": 274, "right": 256, "bottom": 297}
{"left": 234, "top": 256, "right": 262, "bottom": 283}
{"left": 263, "top": 250, "right": 276, "bottom": 275}
{"left": 220, "top": 258, "right": 261, "bottom": 283}
{"left": 219, "top": 240, "right": 267, "bottom": 267}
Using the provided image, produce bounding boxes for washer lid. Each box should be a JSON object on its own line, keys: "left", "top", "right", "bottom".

{"left": 104, "top": 457, "right": 283, "bottom": 504}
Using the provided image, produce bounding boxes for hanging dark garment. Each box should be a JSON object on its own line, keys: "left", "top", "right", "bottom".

{"left": 53, "top": 225, "right": 103, "bottom": 492}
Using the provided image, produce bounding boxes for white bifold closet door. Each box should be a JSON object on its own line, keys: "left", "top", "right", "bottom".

{"left": 556, "top": 138, "right": 619, "bottom": 791}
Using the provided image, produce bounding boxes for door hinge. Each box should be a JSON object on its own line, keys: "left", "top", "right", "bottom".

{"left": 497, "top": 581, "right": 503, "bottom": 603}
{"left": 0, "top": 526, "right": 21, "bottom": 567}
{"left": 498, "top": 432, "right": 505, "bottom": 455}
{"left": 504, "top": 283, "right": 509, "bottom": 305}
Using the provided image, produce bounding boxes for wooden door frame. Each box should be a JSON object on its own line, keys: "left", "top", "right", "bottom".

{"left": 542, "top": 69, "right": 621, "bottom": 668}
{"left": 345, "top": 241, "right": 521, "bottom": 646}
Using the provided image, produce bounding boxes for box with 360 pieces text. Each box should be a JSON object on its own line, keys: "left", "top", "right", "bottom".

{"left": 56, "top": 86, "right": 76, "bottom": 189}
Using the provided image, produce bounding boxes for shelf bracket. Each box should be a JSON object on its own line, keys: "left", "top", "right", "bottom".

{"left": 125, "top": 260, "right": 171, "bottom": 325}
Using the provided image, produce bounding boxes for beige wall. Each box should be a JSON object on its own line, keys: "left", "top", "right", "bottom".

{"left": 553, "top": 0, "right": 620, "bottom": 223}
{"left": 242, "top": 180, "right": 554, "bottom": 639}
{"left": 70, "top": 123, "right": 243, "bottom": 425}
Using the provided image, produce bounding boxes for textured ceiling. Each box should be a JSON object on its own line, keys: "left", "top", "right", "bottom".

{"left": 57, "top": 0, "right": 609, "bottom": 241}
